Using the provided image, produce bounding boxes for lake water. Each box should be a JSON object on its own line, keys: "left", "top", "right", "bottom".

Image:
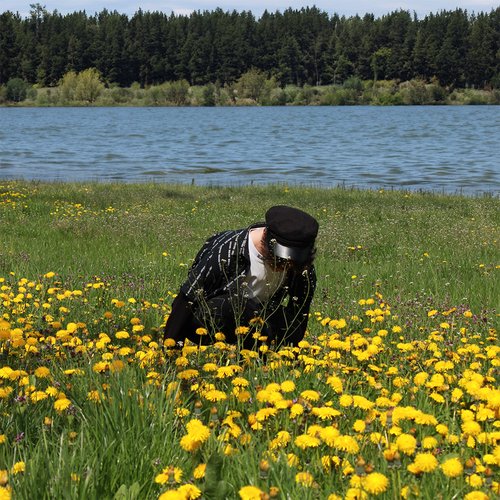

{"left": 1, "top": 106, "right": 498, "bottom": 195}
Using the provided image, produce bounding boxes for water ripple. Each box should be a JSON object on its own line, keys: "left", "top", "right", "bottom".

{"left": 1, "top": 106, "right": 498, "bottom": 194}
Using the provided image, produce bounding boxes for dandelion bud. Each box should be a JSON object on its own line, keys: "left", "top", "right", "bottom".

{"left": 269, "top": 486, "right": 280, "bottom": 498}
{"left": 259, "top": 459, "right": 270, "bottom": 479}
{"left": 210, "top": 406, "right": 219, "bottom": 426}
{"left": 464, "top": 458, "right": 476, "bottom": 475}
{"left": 355, "top": 456, "right": 366, "bottom": 476}
{"left": 194, "top": 400, "right": 202, "bottom": 417}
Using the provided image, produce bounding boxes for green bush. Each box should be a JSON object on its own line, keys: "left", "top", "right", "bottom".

{"left": 399, "top": 79, "right": 430, "bottom": 105}
{"left": 144, "top": 85, "right": 165, "bottom": 105}
{"left": 163, "top": 80, "right": 190, "bottom": 106}
{"left": 343, "top": 76, "right": 363, "bottom": 92}
{"left": 74, "top": 68, "right": 104, "bottom": 103}
{"left": 6, "top": 77, "right": 29, "bottom": 102}
{"left": 267, "top": 87, "right": 288, "bottom": 106}
{"left": 200, "top": 83, "right": 216, "bottom": 106}
{"left": 109, "top": 87, "right": 132, "bottom": 104}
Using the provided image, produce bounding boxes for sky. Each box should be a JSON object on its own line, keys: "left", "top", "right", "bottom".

{"left": 3, "top": 0, "right": 498, "bottom": 19}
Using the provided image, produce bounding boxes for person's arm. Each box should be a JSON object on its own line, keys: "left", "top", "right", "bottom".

{"left": 164, "top": 230, "right": 234, "bottom": 344}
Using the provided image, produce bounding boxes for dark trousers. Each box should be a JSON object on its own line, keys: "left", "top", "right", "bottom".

{"left": 187, "top": 295, "right": 264, "bottom": 348}
{"left": 165, "top": 291, "right": 267, "bottom": 348}
{"left": 164, "top": 291, "right": 302, "bottom": 348}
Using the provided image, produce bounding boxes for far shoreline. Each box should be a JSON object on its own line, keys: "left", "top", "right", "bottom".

{"left": 2, "top": 178, "right": 498, "bottom": 200}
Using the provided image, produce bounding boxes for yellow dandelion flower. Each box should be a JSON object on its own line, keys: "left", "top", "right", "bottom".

{"left": 232, "top": 377, "right": 249, "bottom": 387}
{"left": 290, "top": 403, "right": 304, "bottom": 418}
{"left": 463, "top": 492, "right": 489, "bottom": 500}
{"left": 352, "top": 395, "right": 374, "bottom": 410}
{"left": 11, "top": 461, "right": 25, "bottom": 474}
{"left": 446, "top": 434, "right": 460, "bottom": 445}
{"left": 92, "top": 361, "right": 108, "bottom": 373}
{"left": 164, "top": 338, "right": 177, "bottom": 348}
{"left": 451, "top": 388, "right": 463, "bottom": 402}
{"left": 413, "top": 372, "right": 428, "bottom": 386}
{"left": 462, "top": 420, "right": 481, "bottom": 436}
{"left": 115, "top": 330, "right": 130, "bottom": 340}
{"left": 319, "top": 426, "right": 340, "bottom": 446}
{"left": 326, "top": 375, "right": 343, "bottom": 393}
{"left": 440, "top": 457, "right": 463, "bottom": 477}
{"left": 295, "top": 434, "right": 321, "bottom": 449}
{"left": 256, "top": 389, "right": 282, "bottom": 404}
{"left": 217, "top": 365, "right": 241, "bottom": 378}
{"left": 177, "top": 369, "right": 199, "bottom": 380}
{"left": 334, "top": 435, "right": 360, "bottom": 454}
{"left": 87, "top": 390, "right": 102, "bottom": 403}
{"left": 421, "top": 436, "right": 438, "bottom": 450}
{"left": 158, "top": 490, "right": 183, "bottom": 500}
{"left": 239, "top": 485, "right": 265, "bottom": 500}
{"left": 193, "top": 463, "right": 206, "bottom": 479}
{"left": 370, "top": 432, "right": 385, "bottom": 445}
{"left": 353, "top": 420, "right": 366, "bottom": 433}
{"left": 436, "top": 424, "right": 449, "bottom": 436}
{"left": 300, "top": 390, "right": 320, "bottom": 402}
{"left": 180, "top": 434, "right": 200, "bottom": 452}
{"left": 34, "top": 366, "right": 51, "bottom": 378}
{"left": 54, "top": 397, "right": 72, "bottom": 413}
{"left": 413, "top": 411, "right": 438, "bottom": 426}
{"left": 180, "top": 419, "right": 210, "bottom": 452}
{"left": 362, "top": 472, "right": 389, "bottom": 495}
{"left": 235, "top": 326, "right": 249, "bottom": 336}
{"left": 395, "top": 434, "right": 417, "bottom": 455}
{"left": 255, "top": 408, "right": 278, "bottom": 422}
{"left": 466, "top": 474, "right": 484, "bottom": 488}
{"left": 345, "top": 487, "right": 367, "bottom": 499}
{"left": 270, "top": 431, "right": 291, "bottom": 450}
{"left": 411, "top": 453, "right": 438, "bottom": 473}
{"left": 177, "top": 484, "right": 202, "bottom": 499}
{"left": 339, "top": 394, "right": 353, "bottom": 407}
{"left": 429, "top": 392, "right": 445, "bottom": 403}
{"left": 0, "top": 387, "right": 13, "bottom": 399}
{"left": 154, "top": 466, "right": 183, "bottom": 484}
{"left": 296, "top": 471, "right": 315, "bottom": 487}
{"left": 203, "top": 390, "right": 227, "bottom": 402}
{"left": 280, "top": 380, "right": 296, "bottom": 392}
{"left": 237, "top": 390, "right": 251, "bottom": 403}
{"left": 186, "top": 419, "right": 210, "bottom": 439}
{"left": 311, "top": 407, "right": 341, "bottom": 420}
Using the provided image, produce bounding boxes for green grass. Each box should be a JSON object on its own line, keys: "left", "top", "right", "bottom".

{"left": 0, "top": 180, "right": 499, "bottom": 499}
{"left": 1, "top": 180, "right": 498, "bottom": 316}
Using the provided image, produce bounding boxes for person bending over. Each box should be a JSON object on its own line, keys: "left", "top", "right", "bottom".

{"left": 164, "top": 205, "right": 318, "bottom": 349}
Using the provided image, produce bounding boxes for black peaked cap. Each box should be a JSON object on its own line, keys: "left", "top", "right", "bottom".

{"left": 265, "top": 205, "right": 319, "bottom": 248}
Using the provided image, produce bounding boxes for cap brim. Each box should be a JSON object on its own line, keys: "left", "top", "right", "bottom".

{"left": 272, "top": 241, "right": 312, "bottom": 265}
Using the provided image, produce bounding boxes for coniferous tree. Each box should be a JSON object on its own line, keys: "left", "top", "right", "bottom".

{"left": 0, "top": 11, "right": 21, "bottom": 84}
{"left": 435, "top": 9, "right": 469, "bottom": 86}
{"left": 0, "top": 6, "right": 497, "bottom": 90}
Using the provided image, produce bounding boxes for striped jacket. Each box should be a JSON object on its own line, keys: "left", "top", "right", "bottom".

{"left": 178, "top": 223, "right": 316, "bottom": 344}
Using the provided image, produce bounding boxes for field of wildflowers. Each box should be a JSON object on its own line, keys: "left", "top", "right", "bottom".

{"left": 0, "top": 181, "right": 498, "bottom": 499}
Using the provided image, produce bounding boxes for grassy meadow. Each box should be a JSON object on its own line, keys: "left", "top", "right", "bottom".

{"left": 0, "top": 180, "right": 499, "bottom": 499}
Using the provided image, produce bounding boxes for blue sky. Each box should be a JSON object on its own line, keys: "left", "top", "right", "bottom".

{"left": 4, "top": 1, "right": 497, "bottom": 19}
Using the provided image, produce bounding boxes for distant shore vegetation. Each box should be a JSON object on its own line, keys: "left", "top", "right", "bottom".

{"left": 2, "top": 68, "right": 500, "bottom": 106}
{"left": 1, "top": 5, "right": 499, "bottom": 106}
